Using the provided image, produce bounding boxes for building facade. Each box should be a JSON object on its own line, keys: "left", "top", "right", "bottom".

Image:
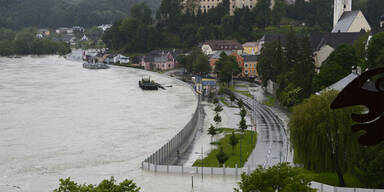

{"left": 202, "top": 40, "right": 243, "bottom": 55}
{"left": 242, "top": 55, "right": 258, "bottom": 78}
{"left": 242, "top": 42, "right": 259, "bottom": 55}
{"left": 183, "top": 0, "right": 262, "bottom": 15}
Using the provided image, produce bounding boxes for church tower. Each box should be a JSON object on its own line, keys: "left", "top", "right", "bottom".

{"left": 334, "top": 0, "right": 352, "bottom": 27}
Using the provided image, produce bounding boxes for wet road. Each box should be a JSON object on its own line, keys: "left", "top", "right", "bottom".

{"left": 232, "top": 93, "right": 288, "bottom": 169}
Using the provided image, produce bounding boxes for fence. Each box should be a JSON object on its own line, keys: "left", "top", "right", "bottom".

{"left": 142, "top": 82, "right": 202, "bottom": 165}
{"left": 311, "top": 182, "right": 384, "bottom": 192}
{"left": 141, "top": 161, "right": 251, "bottom": 176}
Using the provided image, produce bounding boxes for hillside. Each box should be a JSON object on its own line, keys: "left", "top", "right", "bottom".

{"left": 0, "top": 0, "right": 161, "bottom": 29}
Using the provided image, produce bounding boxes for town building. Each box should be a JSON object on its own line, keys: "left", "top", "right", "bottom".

{"left": 313, "top": 32, "right": 367, "bottom": 69}
{"left": 56, "top": 27, "right": 73, "bottom": 34}
{"left": 202, "top": 40, "right": 243, "bottom": 55}
{"left": 242, "top": 42, "right": 259, "bottom": 55}
{"left": 332, "top": 0, "right": 371, "bottom": 33}
{"left": 37, "top": 29, "right": 50, "bottom": 37}
{"left": 193, "top": 76, "right": 217, "bottom": 96}
{"left": 183, "top": 0, "right": 276, "bottom": 15}
{"left": 140, "top": 50, "right": 178, "bottom": 71}
{"left": 72, "top": 26, "right": 85, "bottom": 33}
{"left": 98, "top": 24, "right": 112, "bottom": 32}
{"left": 241, "top": 55, "right": 258, "bottom": 78}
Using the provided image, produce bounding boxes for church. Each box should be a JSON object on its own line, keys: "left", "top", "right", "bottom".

{"left": 332, "top": 0, "right": 371, "bottom": 33}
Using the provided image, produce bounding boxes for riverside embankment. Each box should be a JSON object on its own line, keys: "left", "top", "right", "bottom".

{"left": 0, "top": 55, "right": 238, "bottom": 192}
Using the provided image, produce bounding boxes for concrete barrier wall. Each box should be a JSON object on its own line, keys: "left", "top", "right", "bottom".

{"left": 142, "top": 80, "right": 202, "bottom": 165}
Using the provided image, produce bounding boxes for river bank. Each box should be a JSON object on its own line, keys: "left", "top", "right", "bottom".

{"left": 0, "top": 55, "right": 240, "bottom": 192}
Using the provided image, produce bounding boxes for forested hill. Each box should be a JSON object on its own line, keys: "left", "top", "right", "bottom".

{"left": 0, "top": 0, "right": 160, "bottom": 29}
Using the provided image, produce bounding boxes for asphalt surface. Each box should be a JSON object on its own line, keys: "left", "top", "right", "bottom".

{"left": 233, "top": 92, "right": 289, "bottom": 169}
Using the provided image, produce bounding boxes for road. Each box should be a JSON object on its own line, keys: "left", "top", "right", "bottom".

{"left": 232, "top": 92, "right": 289, "bottom": 169}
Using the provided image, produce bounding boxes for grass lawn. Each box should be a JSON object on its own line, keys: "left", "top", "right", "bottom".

{"left": 263, "top": 96, "right": 276, "bottom": 107}
{"left": 298, "top": 169, "right": 365, "bottom": 188}
{"left": 193, "top": 128, "right": 257, "bottom": 168}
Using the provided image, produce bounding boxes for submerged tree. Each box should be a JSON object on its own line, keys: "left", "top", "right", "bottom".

{"left": 289, "top": 90, "right": 362, "bottom": 187}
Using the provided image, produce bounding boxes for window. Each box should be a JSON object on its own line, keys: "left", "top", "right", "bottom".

{"left": 245, "top": 70, "right": 248, "bottom": 74}
{"left": 208, "top": 5, "right": 210, "bottom": 8}
{"left": 245, "top": 63, "right": 248, "bottom": 67}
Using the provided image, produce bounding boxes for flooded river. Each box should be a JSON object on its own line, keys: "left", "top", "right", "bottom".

{"left": 0, "top": 56, "right": 238, "bottom": 192}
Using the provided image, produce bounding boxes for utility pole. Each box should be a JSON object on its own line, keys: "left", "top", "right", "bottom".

{"left": 201, "top": 146, "right": 204, "bottom": 181}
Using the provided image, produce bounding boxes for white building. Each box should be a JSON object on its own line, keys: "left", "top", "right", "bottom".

{"left": 332, "top": 0, "right": 371, "bottom": 33}
{"left": 201, "top": 40, "right": 243, "bottom": 55}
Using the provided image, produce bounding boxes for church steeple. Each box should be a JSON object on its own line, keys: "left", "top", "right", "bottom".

{"left": 334, "top": 0, "right": 352, "bottom": 27}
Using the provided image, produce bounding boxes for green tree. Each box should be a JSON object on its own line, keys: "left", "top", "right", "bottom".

{"left": 253, "top": 0, "right": 272, "bottom": 28}
{"left": 239, "top": 117, "right": 247, "bottom": 132}
{"left": 54, "top": 177, "right": 140, "bottom": 192}
{"left": 271, "top": 0, "right": 286, "bottom": 25}
{"left": 367, "top": 32, "right": 384, "bottom": 69}
{"left": 257, "top": 40, "right": 283, "bottom": 86}
{"left": 366, "top": 0, "right": 384, "bottom": 29}
{"left": 229, "top": 131, "right": 239, "bottom": 155}
{"left": 240, "top": 107, "right": 247, "bottom": 118}
{"left": 130, "top": 3, "right": 153, "bottom": 24}
{"left": 193, "top": 54, "right": 211, "bottom": 74}
{"left": 295, "top": 36, "right": 314, "bottom": 98}
{"left": 312, "top": 45, "right": 358, "bottom": 92}
{"left": 357, "top": 141, "right": 384, "bottom": 188}
{"left": 214, "top": 104, "right": 223, "bottom": 113}
{"left": 215, "top": 52, "right": 241, "bottom": 86}
{"left": 216, "top": 147, "right": 229, "bottom": 167}
{"left": 214, "top": 113, "right": 222, "bottom": 128}
{"left": 208, "top": 124, "right": 217, "bottom": 143}
{"left": 230, "top": 94, "right": 235, "bottom": 106}
{"left": 237, "top": 99, "right": 244, "bottom": 109}
{"left": 235, "top": 163, "right": 315, "bottom": 192}
{"left": 289, "top": 90, "right": 362, "bottom": 187}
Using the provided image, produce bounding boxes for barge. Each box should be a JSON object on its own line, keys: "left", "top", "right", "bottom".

{"left": 139, "top": 76, "right": 159, "bottom": 90}
{"left": 83, "top": 62, "right": 110, "bottom": 69}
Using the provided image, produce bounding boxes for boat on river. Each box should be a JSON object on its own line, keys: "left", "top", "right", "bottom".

{"left": 139, "top": 76, "right": 159, "bottom": 90}
{"left": 83, "top": 62, "right": 110, "bottom": 69}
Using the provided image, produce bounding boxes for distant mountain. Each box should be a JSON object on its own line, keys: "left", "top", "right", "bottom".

{"left": 0, "top": 0, "right": 161, "bottom": 29}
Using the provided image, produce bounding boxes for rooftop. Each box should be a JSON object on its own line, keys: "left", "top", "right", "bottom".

{"left": 332, "top": 11, "right": 360, "bottom": 33}
{"left": 203, "top": 40, "right": 243, "bottom": 51}
{"left": 242, "top": 42, "right": 258, "bottom": 47}
{"left": 315, "top": 32, "right": 367, "bottom": 51}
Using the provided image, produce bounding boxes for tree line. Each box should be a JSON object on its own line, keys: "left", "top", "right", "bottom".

{"left": 0, "top": 28, "right": 71, "bottom": 56}
{"left": 102, "top": 0, "right": 330, "bottom": 53}
{"left": 0, "top": 0, "right": 160, "bottom": 29}
{"left": 258, "top": 31, "right": 384, "bottom": 108}
{"left": 257, "top": 31, "right": 384, "bottom": 188}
